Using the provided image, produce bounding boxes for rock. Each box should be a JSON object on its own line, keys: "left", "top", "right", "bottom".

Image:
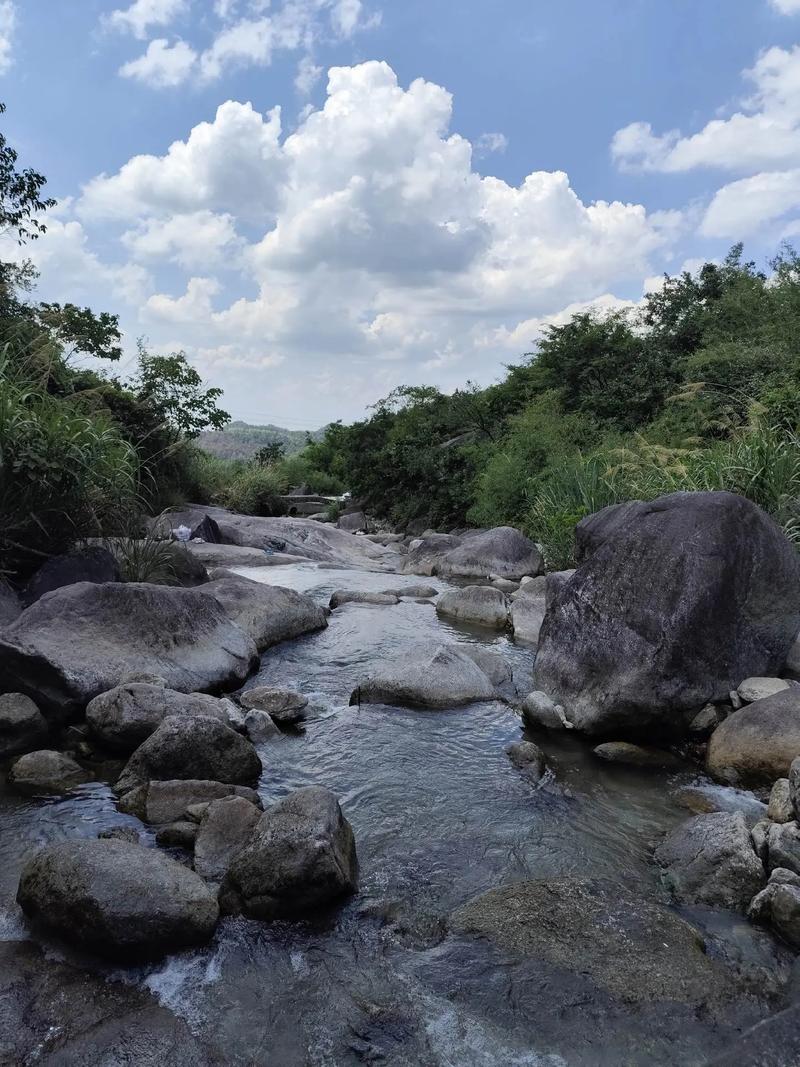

{"left": 9, "top": 750, "right": 91, "bottom": 796}
{"left": 730, "top": 689, "right": 744, "bottom": 710}
{"left": 460, "top": 646, "right": 518, "bottom": 703}
{"left": 0, "top": 582, "right": 258, "bottom": 717}
{"left": 381, "top": 585, "right": 438, "bottom": 599}
{"left": 435, "top": 586, "right": 510, "bottom": 629}
{"left": 239, "top": 686, "right": 308, "bottom": 724}
{"left": 791, "top": 757, "right": 800, "bottom": 819}
{"left": 655, "top": 811, "right": 765, "bottom": 910}
{"left": 188, "top": 542, "right": 303, "bottom": 569}
{"left": 509, "top": 593, "right": 546, "bottom": 644}
{"left": 451, "top": 878, "right": 733, "bottom": 1005}
{"left": 17, "top": 839, "right": 218, "bottom": 959}
{"left": 769, "top": 779, "right": 795, "bottom": 823}
{"left": 194, "top": 796, "right": 261, "bottom": 881}
{"left": 752, "top": 819, "right": 770, "bottom": 862}
{"left": 765, "top": 821, "right": 800, "bottom": 875}
{"left": 163, "top": 544, "right": 209, "bottom": 587}
{"left": 244, "top": 709, "right": 282, "bottom": 742}
{"left": 521, "top": 691, "right": 572, "bottom": 731}
{"left": 86, "top": 684, "right": 244, "bottom": 754}
{"left": 151, "top": 508, "right": 222, "bottom": 544}
{"left": 707, "top": 1004, "right": 800, "bottom": 1067}
{"left": 121, "top": 671, "right": 168, "bottom": 686}
{"left": 533, "top": 491, "right": 800, "bottom": 736}
{"left": 98, "top": 826, "right": 141, "bottom": 844}
{"left": 0, "top": 692, "right": 48, "bottom": 758}
{"left": 593, "top": 741, "right": 680, "bottom": 768}
{"left": 674, "top": 784, "right": 768, "bottom": 824}
{"left": 0, "top": 579, "right": 21, "bottom": 626}
{"left": 117, "top": 779, "right": 262, "bottom": 825}
{"left": 115, "top": 716, "right": 262, "bottom": 796}
{"left": 506, "top": 741, "right": 546, "bottom": 778}
{"left": 330, "top": 590, "right": 399, "bottom": 608}
{"left": 337, "top": 510, "right": 368, "bottom": 533}
{"left": 511, "top": 574, "right": 547, "bottom": 600}
{"left": 220, "top": 787, "right": 357, "bottom": 920}
{"left": 707, "top": 689, "right": 800, "bottom": 785}
{"left": 205, "top": 574, "right": 327, "bottom": 651}
{"left": 738, "top": 677, "right": 791, "bottom": 704}
{"left": 749, "top": 869, "right": 800, "bottom": 949}
{"left": 491, "top": 577, "right": 519, "bottom": 593}
{"left": 436, "top": 526, "right": 543, "bottom": 580}
{"left": 155, "top": 820, "right": 198, "bottom": 849}
{"left": 786, "top": 632, "right": 800, "bottom": 677}
{"left": 399, "top": 533, "right": 462, "bottom": 576}
{"left": 350, "top": 642, "right": 500, "bottom": 709}
{"left": 23, "top": 546, "right": 120, "bottom": 606}
{"left": 689, "top": 703, "right": 725, "bottom": 738}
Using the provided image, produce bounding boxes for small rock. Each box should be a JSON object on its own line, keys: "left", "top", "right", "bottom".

{"left": 244, "top": 709, "right": 282, "bottom": 742}
{"left": 351, "top": 642, "right": 499, "bottom": 709}
{"left": 765, "top": 821, "right": 800, "bottom": 876}
{"left": 435, "top": 586, "right": 509, "bottom": 630}
{"left": 593, "top": 742, "right": 679, "bottom": 768}
{"left": 0, "top": 693, "right": 48, "bottom": 759}
{"left": 9, "top": 750, "right": 91, "bottom": 796}
{"left": 155, "top": 821, "right": 198, "bottom": 849}
{"left": 330, "top": 591, "right": 398, "bottom": 609}
{"left": 98, "top": 826, "right": 140, "bottom": 844}
{"left": 509, "top": 594, "right": 547, "bottom": 645}
{"left": 491, "top": 578, "right": 519, "bottom": 593}
{"left": 769, "top": 779, "right": 794, "bottom": 824}
{"left": 737, "top": 677, "right": 790, "bottom": 704}
{"left": 790, "top": 757, "right": 800, "bottom": 820}
{"left": 752, "top": 819, "right": 770, "bottom": 862}
{"left": 521, "top": 691, "right": 572, "bottom": 731}
{"left": 194, "top": 796, "right": 261, "bottom": 881}
{"left": 381, "top": 585, "right": 438, "bottom": 599}
{"left": 688, "top": 704, "right": 724, "bottom": 738}
{"left": 729, "top": 690, "right": 744, "bottom": 711}
{"left": 748, "top": 871, "right": 800, "bottom": 948}
{"left": 118, "top": 779, "right": 262, "bottom": 825}
{"left": 239, "top": 687, "right": 308, "bottom": 725}
{"left": 506, "top": 741, "right": 547, "bottom": 779}
{"left": 119, "top": 672, "right": 168, "bottom": 686}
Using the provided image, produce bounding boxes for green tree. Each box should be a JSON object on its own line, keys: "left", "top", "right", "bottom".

{"left": 134, "top": 342, "right": 230, "bottom": 439}
{"left": 0, "top": 103, "right": 56, "bottom": 243}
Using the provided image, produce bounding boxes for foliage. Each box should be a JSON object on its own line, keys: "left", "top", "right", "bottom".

{"left": 134, "top": 342, "right": 230, "bottom": 440}
{"left": 0, "top": 102, "right": 56, "bottom": 243}
{"left": 198, "top": 420, "right": 326, "bottom": 461}
{"left": 255, "top": 441, "right": 286, "bottom": 466}
{"left": 218, "top": 464, "right": 289, "bottom": 516}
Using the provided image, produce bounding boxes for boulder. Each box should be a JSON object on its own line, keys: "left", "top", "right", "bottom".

{"left": 737, "top": 677, "right": 790, "bottom": 704}
{"left": 17, "top": 839, "right": 218, "bottom": 959}
{"left": 0, "top": 692, "right": 47, "bottom": 758}
{"left": 593, "top": 741, "right": 680, "bottom": 768}
{"left": 188, "top": 542, "right": 301, "bottom": 569}
{"left": 115, "top": 716, "right": 262, "bottom": 796}
{"left": 380, "top": 584, "right": 438, "bottom": 599}
{"left": 791, "top": 756, "right": 800, "bottom": 820}
{"left": 491, "top": 577, "right": 519, "bottom": 593}
{"left": 163, "top": 544, "right": 209, "bottom": 587}
{"left": 786, "top": 633, "right": 800, "bottom": 677}
{"left": 460, "top": 646, "right": 518, "bottom": 703}
{"left": 205, "top": 574, "right": 327, "bottom": 651}
{"left": 23, "top": 546, "right": 120, "bottom": 606}
{"left": 399, "top": 533, "right": 462, "bottom": 576}
{"left": 764, "top": 821, "right": 800, "bottom": 876}
{"left": 244, "top": 709, "right": 282, "bottom": 742}
{"left": 510, "top": 593, "right": 546, "bottom": 645}
{"left": 521, "top": 691, "right": 572, "bottom": 731}
{"left": 86, "top": 684, "right": 244, "bottom": 754}
{"left": 435, "top": 586, "right": 510, "bottom": 630}
{"left": 688, "top": 703, "right": 726, "bottom": 738}
{"left": 0, "top": 580, "right": 21, "bottom": 626}
{"left": 155, "top": 821, "right": 198, "bottom": 849}
{"left": 436, "top": 527, "right": 543, "bottom": 580}
{"left": 707, "top": 689, "right": 800, "bottom": 785}
{"left": 118, "top": 778, "right": 262, "bottom": 825}
{"left": 506, "top": 740, "right": 547, "bottom": 778}
{"left": 769, "top": 780, "right": 794, "bottom": 824}
{"left": 193, "top": 796, "right": 261, "bottom": 881}
{"left": 749, "top": 869, "right": 800, "bottom": 949}
{"left": 0, "top": 582, "right": 258, "bottom": 717}
{"left": 329, "top": 590, "right": 399, "bottom": 608}
{"left": 654, "top": 811, "right": 765, "bottom": 910}
{"left": 9, "top": 750, "right": 91, "bottom": 796}
{"left": 220, "top": 787, "right": 357, "bottom": 920}
{"left": 151, "top": 508, "right": 222, "bottom": 544}
{"left": 337, "top": 511, "right": 368, "bottom": 533}
{"left": 239, "top": 686, "right": 308, "bottom": 724}
{"left": 350, "top": 642, "right": 499, "bottom": 709}
{"left": 534, "top": 492, "right": 800, "bottom": 736}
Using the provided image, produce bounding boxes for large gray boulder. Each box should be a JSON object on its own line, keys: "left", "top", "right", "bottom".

{"left": 193, "top": 796, "right": 262, "bottom": 881}
{"left": 9, "top": 750, "right": 92, "bottom": 796}
{"left": 534, "top": 492, "right": 800, "bottom": 735}
{"left": 205, "top": 574, "right": 327, "bottom": 651}
{"left": 0, "top": 582, "right": 258, "bottom": 717}
{"left": 400, "top": 533, "right": 463, "bottom": 575}
{"left": 510, "top": 591, "right": 546, "bottom": 645}
{"left": 329, "top": 590, "right": 398, "bottom": 608}
{"left": 0, "top": 693, "right": 47, "bottom": 758}
{"left": 707, "top": 689, "right": 800, "bottom": 785}
{"left": 117, "top": 779, "right": 262, "bottom": 825}
{"left": 220, "top": 787, "right": 357, "bottom": 920}
{"left": 23, "top": 546, "right": 121, "bottom": 606}
{"left": 115, "top": 716, "right": 262, "bottom": 796}
{"left": 350, "top": 642, "right": 500, "bottom": 709}
{"left": 17, "top": 839, "right": 218, "bottom": 959}
{"left": 86, "top": 684, "right": 243, "bottom": 754}
{"left": 654, "top": 811, "right": 765, "bottom": 910}
{"left": 435, "top": 586, "right": 510, "bottom": 629}
{"left": 436, "top": 527, "right": 543, "bottom": 580}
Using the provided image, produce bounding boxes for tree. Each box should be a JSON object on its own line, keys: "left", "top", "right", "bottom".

{"left": 0, "top": 103, "right": 56, "bottom": 243}
{"left": 254, "top": 441, "right": 286, "bottom": 467}
{"left": 134, "top": 343, "right": 230, "bottom": 439}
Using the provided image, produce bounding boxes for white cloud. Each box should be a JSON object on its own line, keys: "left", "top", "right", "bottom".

{"left": 0, "top": 1, "right": 15, "bottom": 76}
{"left": 105, "top": 0, "right": 188, "bottom": 39}
{"left": 119, "top": 37, "right": 197, "bottom": 87}
{"left": 474, "top": 132, "right": 509, "bottom": 158}
{"left": 121, "top": 210, "right": 241, "bottom": 268}
{"left": 771, "top": 0, "right": 800, "bottom": 13}
{"left": 145, "top": 276, "right": 221, "bottom": 323}
{"left": 702, "top": 168, "right": 800, "bottom": 236}
{"left": 295, "top": 54, "right": 323, "bottom": 95}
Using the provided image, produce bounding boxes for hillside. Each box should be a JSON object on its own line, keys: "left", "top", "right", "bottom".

{"left": 198, "top": 421, "right": 327, "bottom": 461}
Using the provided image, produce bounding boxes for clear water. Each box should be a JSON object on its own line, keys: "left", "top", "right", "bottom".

{"left": 1, "top": 561, "right": 795, "bottom": 1065}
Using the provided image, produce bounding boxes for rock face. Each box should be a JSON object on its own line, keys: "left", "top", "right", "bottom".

{"left": 707, "top": 689, "right": 800, "bottom": 785}
{"left": 350, "top": 642, "right": 500, "bottom": 709}
{"left": 220, "top": 787, "right": 357, "bottom": 920}
{"left": 86, "top": 684, "right": 243, "bottom": 754}
{"left": 23, "top": 546, "right": 121, "bottom": 606}
{"left": 655, "top": 811, "right": 765, "bottom": 910}
{"left": 118, "top": 779, "right": 262, "bottom": 825}
{"left": 9, "top": 750, "right": 91, "bottom": 796}
{"left": 0, "top": 693, "right": 47, "bottom": 758}
{"left": 115, "top": 716, "right": 262, "bottom": 796}
{"left": 435, "top": 586, "right": 509, "bottom": 629}
{"left": 239, "top": 686, "right": 308, "bottom": 724}
{"left": 534, "top": 492, "right": 800, "bottom": 736}
{"left": 436, "top": 527, "right": 543, "bottom": 580}
{"left": 329, "top": 590, "right": 398, "bottom": 608}
{"left": 194, "top": 796, "right": 262, "bottom": 881}
{"left": 749, "top": 868, "right": 800, "bottom": 948}
{"left": 205, "top": 575, "right": 327, "bottom": 651}
{"left": 0, "top": 582, "right": 258, "bottom": 716}
{"left": 17, "top": 839, "right": 218, "bottom": 959}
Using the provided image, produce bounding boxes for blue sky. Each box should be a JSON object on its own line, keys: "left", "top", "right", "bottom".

{"left": 3, "top": 0, "right": 800, "bottom": 427}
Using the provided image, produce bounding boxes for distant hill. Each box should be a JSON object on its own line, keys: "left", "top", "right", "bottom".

{"left": 198, "top": 421, "right": 326, "bottom": 461}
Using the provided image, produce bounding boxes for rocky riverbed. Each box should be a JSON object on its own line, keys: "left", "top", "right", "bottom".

{"left": 2, "top": 498, "right": 800, "bottom": 1065}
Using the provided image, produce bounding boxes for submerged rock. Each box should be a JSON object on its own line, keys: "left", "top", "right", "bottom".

{"left": 205, "top": 574, "right": 327, "bottom": 651}
{"left": 707, "top": 689, "right": 800, "bottom": 785}
{"left": 435, "top": 585, "right": 509, "bottom": 629}
{"left": 506, "top": 741, "right": 547, "bottom": 779}
{"left": 17, "top": 838, "right": 218, "bottom": 959}
{"left": 330, "top": 590, "right": 399, "bottom": 608}
{"left": 239, "top": 686, "right": 308, "bottom": 724}
{"left": 9, "top": 750, "right": 91, "bottom": 796}
{"left": 118, "top": 778, "right": 262, "bottom": 825}
{"left": 533, "top": 491, "right": 800, "bottom": 736}
{"left": 220, "top": 786, "right": 358, "bottom": 920}
{"left": 381, "top": 584, "right": 438, "bottom": 599}
{"left": 593, "top": 742, "right": 680, "bottom": 768}
{"left": 350, "top": 642, "right": 500, "bottom": 709}
{"left": 521, "top": 690, "right": 572, "bottom": 731}
{"left": 0, "top": 693, "right": 47, "bottom": 759}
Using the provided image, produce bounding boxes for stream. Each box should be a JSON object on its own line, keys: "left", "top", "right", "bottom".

{"left": 1, "top": 560, "right": 797, "bottom": 1065}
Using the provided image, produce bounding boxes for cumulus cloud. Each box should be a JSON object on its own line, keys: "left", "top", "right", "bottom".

{"left": 120, "top": 37, "right": 197, "bottom": 87}
{"left": 105, "top": 0, "right": 188, "bottom": 39}
{"left": 474, "top": 132, "right": 509, "bottom": 158}
{"left": 702, "top": 168, "right": 800, "bottom": 236}
{"left": 121, "top": 210, "right": 241, "bottom": 268}
{"left": 771, "top": 0, "right": 800, "bottom": 13}
{"left": 0, "top": 1, "right": 15, "bottom": 75}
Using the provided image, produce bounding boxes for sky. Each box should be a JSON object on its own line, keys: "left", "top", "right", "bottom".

{"left": 4, "top": 1, "right": 800, "bottom": 429}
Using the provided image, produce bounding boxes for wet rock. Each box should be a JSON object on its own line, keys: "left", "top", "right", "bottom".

{"left": 86, "top": 683, "right": 244, "bottom": 754}
{"left": 0, "top": 579, "right": 21, "bottom": 626}
{"left": 350, "top": 642, "right": 499, "bottom": 709}
{"left": 8, "top": 750, "right": 91, "bottom": 796}
{"left": 0, "top": 692, "right": 48, "bottom": 758}
{"left": 655, "top": 811, "right": 765, "bottom": 911}
{"left": 509, "top": 592, "right": 546, "bottom": 645}
{"left": 435, "top": 526, "right": 543, "bottom": 580}
{"left": 194, "top": 796, "right": 261, "bottom": 881}
{"left": 765, "top": 821, "right": 800, "bottom": 875}
{"left": 521, "top": 690, "right": 572, "bottom": 731}
{"left": 749, "top": 869, "right": 800, "bottom": 949}
{"left": 17, "top": 838, "right": 218, "bottom": 960}
{"left": 790, "top": 756, "right": 800, "bottom": 820}
{"left": 506, "top": 741, "right": 546, "bottom": 778}
{"left": 460, "top": 646, "right": 518, "bottom": 703}
{"left": 688, "top": 703, "right": 725, "bottom": 738}
{"left": 98, "top": 826, "right": 141, "bottom": 844}
{"left": 239, "top": 686, "right": 309, "bottom": 724}
{"left": 23, "top": 546, "right": 120, "bottom": 606}
{"left": 752, "top": 819, "right": 770, "bottom": 862}
{"left": 769, "top": 779, "right": 794, "bottom": 824}
{"left": 738, "top": 677, "right": 791, "bottom": 704}
{"left": 534, "top": 491, "right": 800, "bottom": 736}
{"left": 244, "top": 708, "right": 282, "bottom": 742}
{"left": 155, "top": 820, "right": 198, "bottom": 849}
{"left": 675, "top": 785, "right": 767, "bottom": 824}
{"left": 115, "top": 716, "right": 262, "bottom": 796}
{"left": 593, "top": 741, "right": 680, "bottom": 768}
{"left": 330, "top": 590, "right": 399, "bottom": 608}
{"left": 118, "top": 778, "right": 262, "bottom": 824}
{"left": 0, "top": 582, "right": 258, "bottom": 717}
{"left": 707, "top": 689, "right": 800, "bottom": 785}
{"left": 435, "top": 586, "right": 510, "bottom": 629}
{"left": 205, "top": 574, "right": 327, "bottom": 651}
{"left": 381, "top": 584, "right": 438, "bottom": 598}
{"left": 220, "top": 786, "right": 358, "bottom": 920}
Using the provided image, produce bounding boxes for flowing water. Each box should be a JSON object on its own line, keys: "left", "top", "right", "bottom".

{"left": 1, "top": 561, "right": 797, "bottom": 1065}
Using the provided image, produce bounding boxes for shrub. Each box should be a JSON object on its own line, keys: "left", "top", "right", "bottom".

{"left": 219, "top": 464, "right": 289, "bottom": 516}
